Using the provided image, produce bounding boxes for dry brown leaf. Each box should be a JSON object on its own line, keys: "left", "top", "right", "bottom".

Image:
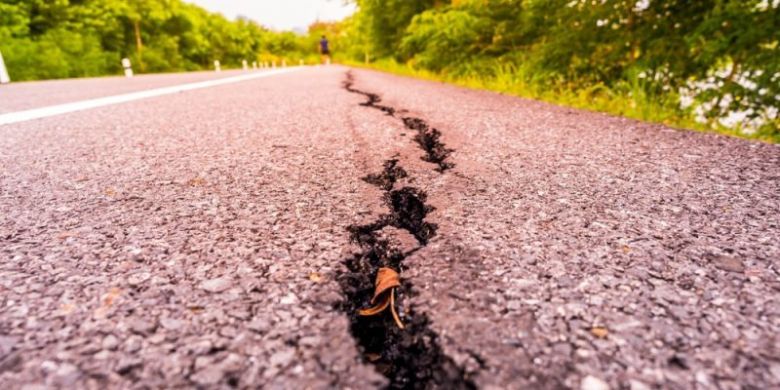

{"left": 187, "top": 177, "right": 206, "bottom": 187}
{"left": 94, "top": 287, "right": 122, "bottom": 318}
{"left": 359, "top": 294, "right": 391, "bottom": 316}
{"left": 371, "top": 267, "right": 401, "bottom": 303}
{"left": 104, "top": 188, "right": 117, "bottom": 197}
{"left": 102, "top": 287, "right": 121, "bottom": 307}
{"left": 188, "top": 306, "right": 205, "bottom": 314}
{"left": 591, "top": 326, "right": 609, "bottom": 338}
{"left": 358, "top": 267, "right": 404, "bottom": 329}
{"left": 365, "top": 353, "right": 382, "bottom": 362}
{"left": 389, "top": 287, "right": 403, "bottom": 329}
{"left": 308, "top": 272, "right": 322, "bottom": 283}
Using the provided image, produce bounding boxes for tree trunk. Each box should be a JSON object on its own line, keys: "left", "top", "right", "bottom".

{"left": 134, "top": 19, "right": 144, "bottom": 72}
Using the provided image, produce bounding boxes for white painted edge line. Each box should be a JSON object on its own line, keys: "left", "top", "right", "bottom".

{"left": 0, "top": 67, "right": 303, "bottom": 126}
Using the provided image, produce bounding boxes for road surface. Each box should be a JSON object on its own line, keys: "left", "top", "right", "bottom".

{"left": 1, "top": 66, "right": 778, "bottom": 389}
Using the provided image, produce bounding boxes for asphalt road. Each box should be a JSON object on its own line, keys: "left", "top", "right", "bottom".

{"left": 0, "top": 69, "right": 252, "bottom": 114}
{"left": 1, "top": 66, "right": 778, "bottom": 389}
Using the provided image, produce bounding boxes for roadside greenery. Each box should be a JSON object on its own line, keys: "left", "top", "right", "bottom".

{"left": 0, "top": 0, "right": 324, "bottom": 80}
{"left": 339, "top": 0, "right": 779, "bottom": 141}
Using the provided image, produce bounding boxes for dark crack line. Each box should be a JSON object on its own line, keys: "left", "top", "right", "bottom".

{"left": 344, "top": 72, "right": 396, "bottom": 116}
{"left": 343, "top": 72, "right": 454, "bottom": 172}
{"left": 363, "top": 159, "right": 408, "bottom": 191}
{"left": 336, "top": 72, "right": 476, "bottom": 389}
{"left": 401, "top": 117, "right": 454, "bottom": 173}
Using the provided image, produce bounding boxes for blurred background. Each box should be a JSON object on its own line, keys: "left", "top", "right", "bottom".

{"left": 0, "top": 0, "right": 777, "bottom": 140}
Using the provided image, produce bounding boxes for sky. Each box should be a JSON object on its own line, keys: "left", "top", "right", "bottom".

{"left": 186, "top": 0, "right": 356, "bottom": 32}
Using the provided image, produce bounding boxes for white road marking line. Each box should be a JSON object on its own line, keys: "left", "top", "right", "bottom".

{"left": 0, "top": 67, "right": 303, "bottom": 126}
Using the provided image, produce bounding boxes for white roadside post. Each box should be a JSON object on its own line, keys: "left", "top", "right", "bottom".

{"left": 299, "top": 59, "right": 304, "bottom": 66}
{"left": 252, "top": 61, "right": 257, "bottom": 70}
{"left": 242, "top": 60, "right": 248, "bottom": 71}
{"left": 272, "top": 60, "right": 277, "bottom": 69}
{"left": 282, "top": 59, "right": 287, "bottom": 67}
{"left": 121, "top": 58, "right": 133, "bottom": 78}
{"left": 0, "top": 50, "right": 10, "bottom": 84}
{"left": 214, "top": 60, "right": 221, "bottom": 72}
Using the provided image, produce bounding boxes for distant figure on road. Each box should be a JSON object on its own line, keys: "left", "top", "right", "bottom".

{"left": 319, "top": 35, "right": 331, "bottom": 65}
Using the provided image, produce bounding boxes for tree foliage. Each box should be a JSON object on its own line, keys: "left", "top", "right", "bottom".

{"left": 0, "top": 0, "right": 323, "bottom": 80}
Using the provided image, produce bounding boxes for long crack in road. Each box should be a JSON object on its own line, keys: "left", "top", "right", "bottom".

{"left": 339, "top": 72, "right": 474, "bottom": 388}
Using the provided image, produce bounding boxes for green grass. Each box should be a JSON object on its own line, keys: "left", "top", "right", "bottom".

{"left": 343, "top": 59, "right": 779, "bottom": 144}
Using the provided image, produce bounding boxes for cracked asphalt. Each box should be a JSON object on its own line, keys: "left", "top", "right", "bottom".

{"left": 1, "top": 66, "right": 779, "bottom": 389}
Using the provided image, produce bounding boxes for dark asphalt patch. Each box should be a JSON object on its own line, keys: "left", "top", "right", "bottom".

{"left": 338, "top": 73, "right": 475, "bottom": 388}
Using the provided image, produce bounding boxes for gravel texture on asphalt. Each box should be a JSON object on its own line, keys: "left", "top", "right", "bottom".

{"left": 0, "top": 66, "right": 395, "bottom": 388}
{"left": 1, "top": 66, "right": 779, "bottom": 389}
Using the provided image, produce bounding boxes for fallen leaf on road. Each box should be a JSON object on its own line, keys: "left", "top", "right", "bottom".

{"left": 104, "top": 188, "right": 117, "bottom": 197}
{"left": 308, "top": 272, "right": 322, "bottom": 283}
{"left": 187, "top": 177, "right": 206, "bottom": 187}
{"left": 188, "top": 306, "right": 205, "bottom": 314}
{"left": 94, "top": 287, "right": 122, "bottom": 318}
{"left": 358, "top": 267, "right": 404, "bottom": 329}
{"left": 591, "top": 326, "right": 609, "bottom": 339}
{"left": 102, "top": 287, "right": 122, "bottom": 307}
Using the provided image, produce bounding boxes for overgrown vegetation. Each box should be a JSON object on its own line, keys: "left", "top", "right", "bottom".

{"left": 339, "top": 0, "right": 779, "bottom": 141}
